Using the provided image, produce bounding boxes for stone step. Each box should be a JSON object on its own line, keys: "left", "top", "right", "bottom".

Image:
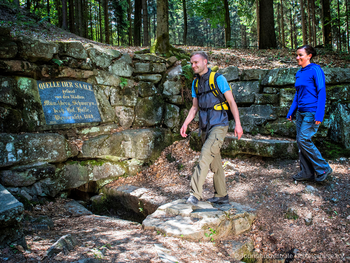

{"left": 190, "top": 131, "right": 298, "bottom": 159}
{"left": 142, "top": 199, "right": 256, "bottom": 241}
{"left": 0, "top": 184, "right": 26, "bottom": 248}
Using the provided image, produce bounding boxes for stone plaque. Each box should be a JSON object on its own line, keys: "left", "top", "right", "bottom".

{"left": 37, "top": 80, "right": 101, "bottom": 125}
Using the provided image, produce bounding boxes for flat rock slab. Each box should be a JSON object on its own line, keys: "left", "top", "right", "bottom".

{"left": 64, "top": 200, "right": 92, "bottom": 217}
{"left": 0, "top": 184, "right": 24, "bottom": 227}
{"left": 142, "top": 199, "right": 256, "bottom": 241}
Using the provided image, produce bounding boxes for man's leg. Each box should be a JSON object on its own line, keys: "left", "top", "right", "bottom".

{"left": 210, "top": 127, "right": 228, "bottom": 197}
{"left": 189, "top": 126, "right": 227, "bottom": 200}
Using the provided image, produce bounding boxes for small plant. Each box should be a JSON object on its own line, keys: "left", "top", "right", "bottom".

{"left": 120, "top": 77, "right": 128, "bottom": 88}
{"left": 204, "top": 227, "right": 217, "bottom": 242}
{"left": 52, "top": 58, "right": 64, "bottom": 66}
{"left": 138, "top": 201, "right": 144, "bottom": 213}
{"left": 181, "top": 64, "right": 193, "bottom": 80}
{"left": 270, "top": 129, "right": 274, "bottom": 136}
{"left": 177, "top": 163, "right": 184, "bottom": 171}
{"left": 166, "top": 153, "right": 176, "bottom": 163}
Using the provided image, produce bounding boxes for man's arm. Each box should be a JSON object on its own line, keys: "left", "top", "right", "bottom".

{"left": 180, "top": 97, "right": 199, "bottom": 138}
{"left": 224, "top": 90, "right": 243, "bottom": 140}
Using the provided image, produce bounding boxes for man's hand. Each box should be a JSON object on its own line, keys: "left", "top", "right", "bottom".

{"left": 235, "top": 124, "right": 243, "bottom": 140}
{"left": 180, "top": 124, "right": 188, "bottom": 138}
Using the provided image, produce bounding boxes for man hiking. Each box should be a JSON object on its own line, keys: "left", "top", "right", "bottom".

{"left": 180, "top": 51, "right": 243, "bottom": 206}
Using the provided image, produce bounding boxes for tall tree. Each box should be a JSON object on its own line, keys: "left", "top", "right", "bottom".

{"left": 311, "top": 0, "right": 316, "bottom": 46}
{"left": 347, "top": 0, "right": 349, "bottom": 51}
{"left": 26, "top": 0, "right": 31, "bottom": 10}
{"left": 223, "top": 0, "right": 231, "bottom": 47}
{"left": 322, "top": 0, "right": 332, "bottom": 48}
{"left": 134, "top": 0, "right": 142, "bottom": 46}
{"left": 154, "top": 0, "right": 170, "bottom": 53}
{"left": 142, "top": 0, "right": 149, "bottom": 46}
{"left": 104, "top": 0, "right": 110, "bottom": 44}
{"left": 280, "top": 0, "right": 285, "bottom": 47}
{"left": 47, "top": 0, "right": 51, "bottom": 23}
{"left": 337, "top": 0, "right": 341, "bottom": 50}
{"left": 128, "top": 0, "right": 132, "bottom": 45}
{"left": 183, "top": 0, "right": 187, "bottom": 45}
{"left": 62, "top": 0, "right": 68, "bottom": 30}
{"left": 69, "top": 0, "right": 75, "bottom": 33}
{"left": 300, "top": 0, "right": 307, "bottom": 44}
{"left": 259, "top": 0, "right": 277, "bottom": 48}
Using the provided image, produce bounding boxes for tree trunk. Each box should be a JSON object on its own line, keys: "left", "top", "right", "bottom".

{"left": 47, "top": 0, "right": 51, "bottom": 23}
{"left": 26, "top": 0, "right": 30, "bottom": 10}
{"left": 154, "top": 0, "right": 170, "bottom": 54}
{"left": 142, "top": 0, "right": 149, "bottom": 46}
{"left": 183, "top": 0, "right": 187, "bottom": 45}
{"left": 337, "top": 0, "right": 341, "bottom": 51}
{"left": 104, "top": 0, "right": 110, "bottom": 44}
{"left": 223, "top": 0, "right": 231, "bottom": 47}
{"left": 347, "top": 0, "right": 349, "bottom": 51}
{"left": 290, "top": 7, "right": 294, "bottom": 49}
{"left": 62, "top": 0, "right": 68, "bottom": 30}
{"left": 307, "top": 0, "right": 312, "bottom": 45}
{"left": 14, "top": 0, "right": 19, "bottom": 7}
{"left": 241, "top": 24, "right": 247, "bottom": 48}
{"left": 280, "top": 0, "right": 285, "bottom": 47}
{"left": 134, "top": 0, "right": 141, "bottom": 46}
{"left": 128, "top": 0, "right": 132, "bottom": 46}
{"left": 311, "top": 0, "right": 316, "bottom": 46}
{"left": 259, "top": 0, "right": 277, "bottom": 49}
{"left": 256, "top": 0, "right": 260, "bottom": 47}
{"left": 300, "top": 0, "right": 307, "bottom": 44}
{"left": 98, "top": 0, "right": 103, "bottom": 42}
{"left": 322, "top": 0, "right": 332, "bottom": 48}
{"left": 69, "top": 0, "right": 75, "bottom": 33}
{"left": 89, "top": 1, "right": 93, "bottom": 39}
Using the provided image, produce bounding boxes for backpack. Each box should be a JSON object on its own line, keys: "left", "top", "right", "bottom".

{"left": 194, "top": 71, "right": 234, "bottom": 121}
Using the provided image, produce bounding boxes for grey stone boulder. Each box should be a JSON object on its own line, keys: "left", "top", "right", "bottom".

{"left": 133, "top": 97, "right": 164, "bottom": 127}
{"left": 327, "top": 84, "right": 350, "bottom": 102}
{"left": 261, "top": 68, "right": 298, "bottom": 86}
{"left": 0, "top": 36, "right": 18, "bottom": 59}
{"left": 167, "top": 65, "right": 182, "bottom": 80}
{"left": 323, "top": 67, "right": 350, "bottom": 84}
{"left": 138, "top": 81, "right": 158, "bottom": 97}
{"left": 0, "top": 184, "right": 26, "bottom": 249}
{"left": 279, "top": 88, "right": 295, "bottom": 107}
{"left": 134, "top": 63, "right": 167, "bottom": 74}
{"left": 167, "top": 95, "right": 184, "bottom": 106}
{"left": 255, "top": 93, "right": 279, "bottom": 105}
{"left": 164, "top": 104, "right": 180, "bottom": 130}
{"left": 57, "top": 160, "right": 127, "bottom": 190}
{"left": 224, "top": 238, "right": 254, "bottom": 261}
{"left": 0, "top": 76, "right": 17, "bottom": 106}
{"left": 110, "top": 82, "right": 138, "bottom": 106}
{"left": 240, "top": 69, "right": 268, "bottom": 81}
{"left": 95, "top": 70, "right": 121, "bottom": 86}
{"left": 133, "top": 54, "right": 167, "bottom": 63}
{"left": 0, "top": 107, "right": 23, "bottom": 133}
{"left": 134, "top": 74, "right": 163, "bottom": 83}
{"left": 190, "top": 131, "right": 298, "bottom": 159}
{"left": 231, "top": 105, "right": 277, "bottom": 133}
{"left": 109, "top": 59, "right": 133, "bottom": 77}
{"left": 79, "top": 128, "right": 173, "bottom": 162}
{"left": 115, "top": 106, "right": 134, "bottom": 128}
{"left": 45, "top": 234, "right": 78, "bottom": 258}
{"left": 260, "top": 118, "right": 296, "bottom": 138}
{"left": 142, "top": 199, "right": 256, "bottom": 240}
{"left": 94, "top": 87, "right": 116, "bottom": 123}
{"left": 218, "top": 66, "right": 239, "bottom": 81}
{"left": 58, "top": 41, "right": 88, "bottom": 60}
{"left": 102, "top": 184, "right": 168, "bottom": 215}
{"left": 76, "top": 123, "right": 119, "bottom": 137}
{"left": 0, "top": 60, "right": 40, "bottom": 78}
{"left": 0, "top": 163, "right": 55, "bottom": 187}
{"left": 64, "top": 200, "right": 92, "bottom": 217}
{"left": 329, "top": 103, "right": 350, "bottom": 149}
{"left": 221, "top": 133, "right": 298, "bottom": 159}
{"left": 85, "top": 44, "right": 120, "bottom": 68}
{"left": 18, "top": 36, "right": 59, "bottom": 62}
{"left": 263, "top": 87, "right": 279, "bottom": 94}
{"left": 0, "top": 133, "right": 76, "bottom": 168}
{"left": 163, "top": 79, "right": 182, "bottom": 96}
{"left": 231, "top": 81, "right": 260, "bottom": 104}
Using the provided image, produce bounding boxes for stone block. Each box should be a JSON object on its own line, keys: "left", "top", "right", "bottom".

{"left": 255, "top": 93, "right": 279, "bottom": 105}
{"left": 0, "top": 36, "right": 18, "bottom": 59}
{"left": 0, "top": 76, "right": 17, "bottom": 106}
{"left": 260, "top": 118, "right": 296, "bottom": 138}
{"left": 0, "top": 133, "right": 76, "bottom": 168}
{"left": 261, "top": 68, "right": 298, "bottom": 86}
{"left": 218, "top": 66, "right": 239, "bottom": 81}
{"left": 134, "top": 74, "right": 162, "bottom": 83}
{"left": 263, "top": 87, "right": 279, "bottom": 94}
{"left": 162, "top": 79, "right": 182, "bottom": 96}
{"left": 134, "top": 62, "right": 167, "bottom": 74}
{"left": 138, "top": 82, "right": 158, "bottom": 97}
{"left": 133, "top": 54, "right": 167, "bottom": 63}
{"left": 240, "top": 68, "right": 268, "bottom": 81}
{"left": 134, "top": 97, "right": 164, "bottom": 127}
{"left": 86, "top": 44, "right": 120, "bottom": 68}
{"left": 18, "top": 36, "right": 59, "bottom": 62}
{"left": 279, "top": 88, "right": 295, "bottom": 107}
{"left": 115, "top": 106, "right": 134, "bottom": 128}
{"left": 164, "top": 103, "right": 180, "bottom": 129}
{"left": 0, "top": 184, "right": 24, "bottom": 228}
{"left": 231, "top": 81, "right": 260, "bottom": 105}
{"left": 57, "top": 67, "right": 94, "bottom": 79}
{"left": 94, "top": 87, "right": 116, "bottom": 123}
{"left": 58, "top": 41, "right": 88, "bottom": 60}
{"left": 109, "top": 59, "right": 133, "bottom": 77}
{"left": 110, "top": 84, "right": 138, "bottom": 107}
{"left": 0, "top": 107, "right": 23, "bottom": 133}
{"left": 323, "top": 67, "right": 350, "bottom": 84}
{"left": 95, "top": 70, "right": 121, "bottom": 86}
{"left": 167, "top": 65, "right": 182, "bottom": 80}
{"left": 0, "top": 60, "right": 41, "bottom": 77}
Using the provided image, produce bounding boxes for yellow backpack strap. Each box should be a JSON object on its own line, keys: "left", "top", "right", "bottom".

{"left": 209, "top": 71, "right": 219, "bottom": 97}
{"left": 194, "top": 79, "right": 199, "bottom": 95}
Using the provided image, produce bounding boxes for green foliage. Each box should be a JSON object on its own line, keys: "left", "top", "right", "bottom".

{"left": 166, "top": 153, "right": 176, "bottom": 163}
{"left": 120, "top": 77, "right": 128, "bottom": 89}
{"left": 204, "top": 227, "right": 217, "bottom": 242}
{"left": 52, "top": 58, "right": 64, "bottom": 66}
{"left": 316, "top": 140, "right": 350, "bottom": 159}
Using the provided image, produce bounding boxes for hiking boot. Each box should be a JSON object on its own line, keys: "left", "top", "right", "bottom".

{"left": 206, "top": 195, "right": 229, "bottom": 204}
{"left": 315, "top": 168, "right": 333, "bottom": 182}
{"left": 292, "top": 172, "right": 313, "bottom": 181}
{"left": 186, "top": 195, "right": 199, "bottom": 206}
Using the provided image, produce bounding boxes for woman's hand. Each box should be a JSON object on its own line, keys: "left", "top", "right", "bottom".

{"left": 315, "top": 121, "right": 321, "bottom": 125}
{"left": 287, "top": 116, "right": 293, "bottom": 121}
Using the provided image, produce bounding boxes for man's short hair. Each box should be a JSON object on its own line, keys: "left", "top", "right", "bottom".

{"left": 191, "top": 51, "right": 208, "bottom": 61}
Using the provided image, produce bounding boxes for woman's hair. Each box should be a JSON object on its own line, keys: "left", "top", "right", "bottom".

{"left": 297, "top": 45, "right": 317, "bottom": 60}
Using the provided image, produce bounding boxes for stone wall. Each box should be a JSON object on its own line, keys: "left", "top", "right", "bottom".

{"left": 1, "top": 27, "right": 350, "bottom": 202}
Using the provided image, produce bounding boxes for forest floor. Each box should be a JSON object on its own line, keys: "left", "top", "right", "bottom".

{"left": 1, "top": 4, "right": 350, "bottom": 263}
